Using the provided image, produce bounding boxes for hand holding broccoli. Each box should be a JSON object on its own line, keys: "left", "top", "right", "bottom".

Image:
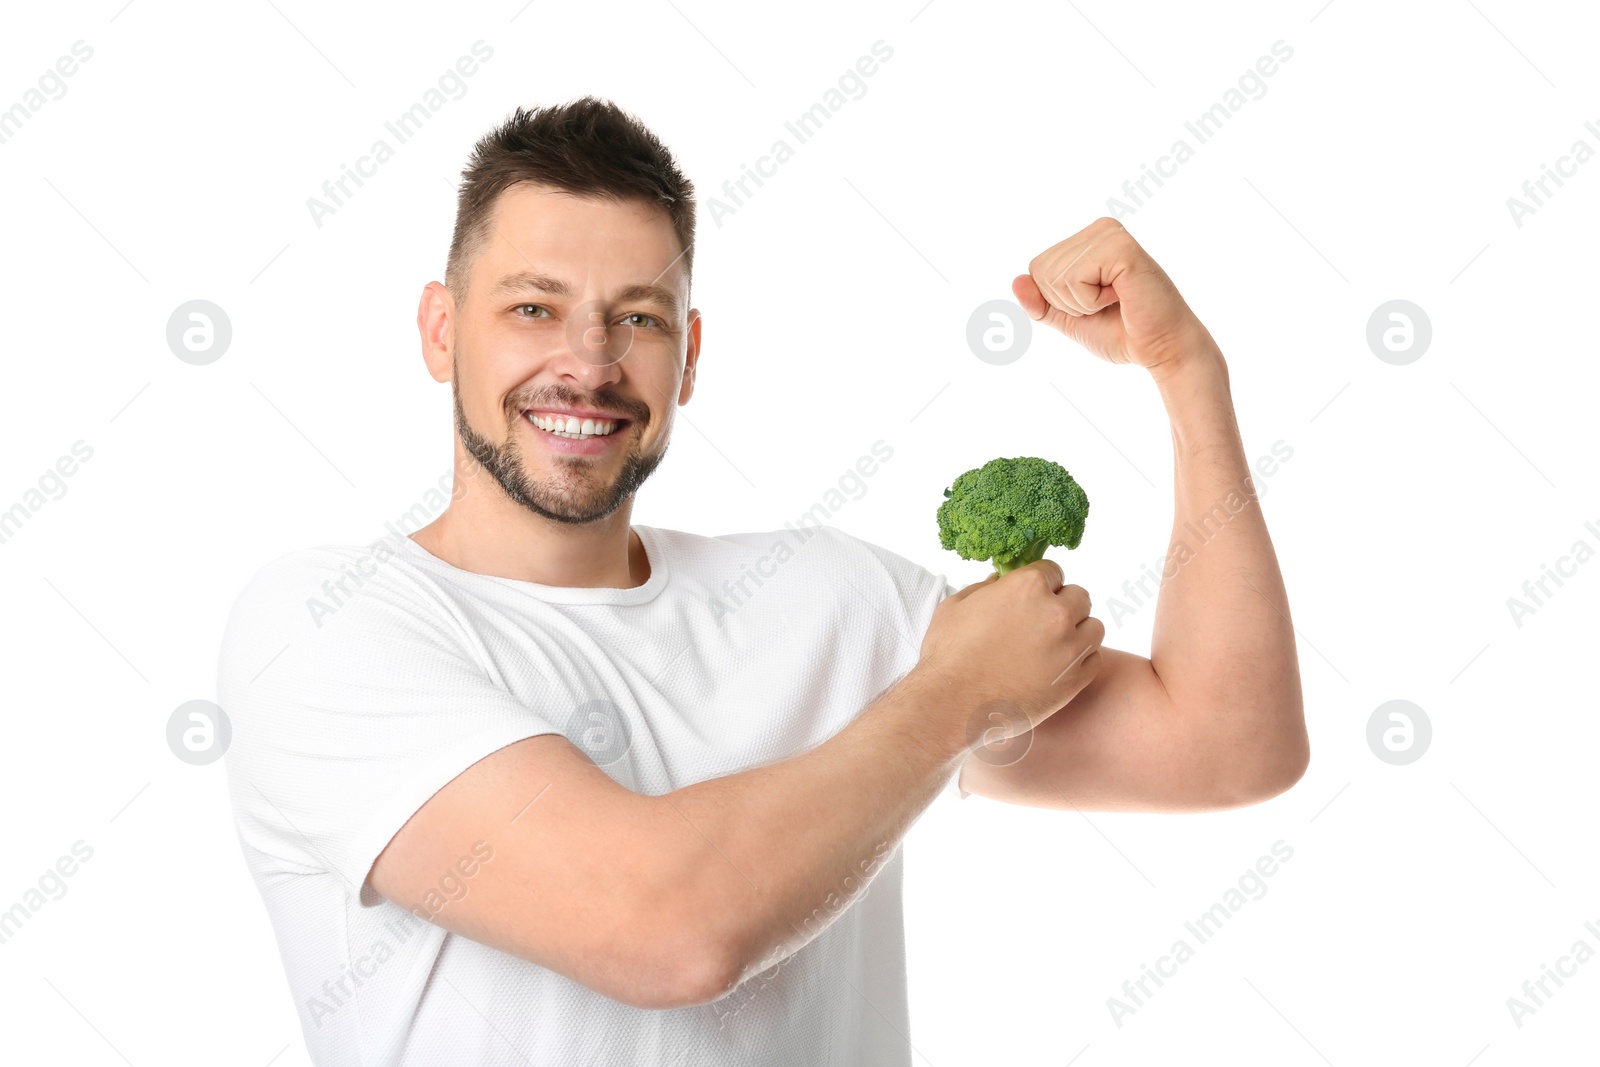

{"left": 914, "top": 456, "right": 1102, "bottom": 743}
{"left": 913, "top": 552, "right": 1104, "bottom": 743}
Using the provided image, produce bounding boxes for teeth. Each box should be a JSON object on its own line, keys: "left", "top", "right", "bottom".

{"left": 527, "top": 411, "right": 621, "bottom": 439}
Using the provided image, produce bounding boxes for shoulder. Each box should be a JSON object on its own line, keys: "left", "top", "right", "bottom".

{"left": 217, "top": 538, "right": 456, "bottom": 684}
{"left": 798, "top": 525, "right": 953, "bottom": 602}
{"left": 230, "top": 542, "right": 384, "bottom": 593}
{"left": 222, "top": 542, "right": 403, "bottom": 631}
{"left": 648, "top": 523, "right": 912, "bottom": 579}
{"left": 658, "top": 522, "right": 954, "bottom": 615}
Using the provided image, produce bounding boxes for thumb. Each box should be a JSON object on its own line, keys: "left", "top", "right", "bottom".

{"left": 1012, "top": 274, "right": 1048, "bottom": 318}
{"left": 1012, "top": 273, "right": 1081, "bottom": 340}
{"left": 952, "top": 570, "right": 1001, "bottom": 597}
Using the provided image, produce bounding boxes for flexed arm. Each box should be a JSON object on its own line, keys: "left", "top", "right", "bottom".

{"left": 958, "top": 217, "right": 1309, "bottom": 812}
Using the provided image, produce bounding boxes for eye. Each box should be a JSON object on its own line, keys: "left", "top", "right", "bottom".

{"left": 514, "top": 304, "right": 551, "bottom": 319}
{"left": 622, "top": 312, "right": 660, "bottom": 329}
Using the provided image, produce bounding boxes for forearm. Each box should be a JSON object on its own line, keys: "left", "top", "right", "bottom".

{"left": 1148, "top": 345, "right": 1307, "bottom": 792}
{"left": 659, "top": 665, "right": 965, "bottom": 1000}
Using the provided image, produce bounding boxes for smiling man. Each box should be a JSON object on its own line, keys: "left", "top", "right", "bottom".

{"left": 218, "top": 96, "right": 1308, "bottom": 1066}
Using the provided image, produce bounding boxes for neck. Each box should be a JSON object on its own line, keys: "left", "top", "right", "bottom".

{"left": 411, "top": 457, "right": 648, "bottom": 589}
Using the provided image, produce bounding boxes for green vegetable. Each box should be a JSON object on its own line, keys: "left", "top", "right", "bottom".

{"left": 936, "top": 456, "right": 1090, "bottom": 575}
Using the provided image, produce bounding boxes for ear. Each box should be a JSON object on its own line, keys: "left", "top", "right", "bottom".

{"left": 418, "top": 281, "right": 454, "bottom": 384}
{"left": 679, "top": 307, "right": 702, "bottom": 405}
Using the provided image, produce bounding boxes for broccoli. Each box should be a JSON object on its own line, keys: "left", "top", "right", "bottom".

{"left": 936, "top": 456, "right": 1090, "bottom": 575}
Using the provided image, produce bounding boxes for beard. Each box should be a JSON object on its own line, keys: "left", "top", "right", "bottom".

{"left": 451, "top": 367, "right": 666, "bottom": 526}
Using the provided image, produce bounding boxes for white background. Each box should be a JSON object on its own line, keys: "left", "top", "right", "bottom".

{"left": 2, "top": 0, "right": 1597, "bottom": 1064}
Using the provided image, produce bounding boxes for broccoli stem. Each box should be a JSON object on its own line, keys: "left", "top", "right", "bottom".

{"left": 992, "top": 536, "right": 1051, "bottom": 575}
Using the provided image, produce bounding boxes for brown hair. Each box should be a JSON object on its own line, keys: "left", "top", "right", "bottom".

{"left": 445, "top": 96, "right": 696, "bottom": 304}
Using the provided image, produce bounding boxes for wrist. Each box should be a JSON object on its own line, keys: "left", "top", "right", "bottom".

{"left": 1150, "top": 337, "right": 1230, "bottom": 404}
{"left": 892, "top": 663, "right": 981, "bottom": 766}
{"left": 1149, "top": 336, "right": 1245, "bottom": 465}
{"left": 1145, "top": 319, "right": 1221, "bottom": 371}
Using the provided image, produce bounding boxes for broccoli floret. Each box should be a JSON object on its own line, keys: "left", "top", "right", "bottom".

{"left": 936, "top": 456, "right": 1089, "bottom": 575}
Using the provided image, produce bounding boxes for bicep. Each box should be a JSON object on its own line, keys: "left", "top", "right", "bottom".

{"left": 958, "top": 645, "right": 1241, "bottom": 812}
{"left": 367, "top": 734, "right": 721, "bottom": 1009}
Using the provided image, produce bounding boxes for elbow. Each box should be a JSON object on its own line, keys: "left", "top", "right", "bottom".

{"left": 1248, "top": 729, "right": 1312, "bottom": 806}
{"left": 650, "top": 927, "right": 741, "bottom": 1009}
{"left": 609, "top": 875, "right": 742, "bottom": 1010}
{"left": 671, "top": 950, "right": 741, "bottom": 1009}
{"left": 606, "top": 909, "right": 733, "bottom": 1010}
{"left": 596, "top": 937, "right": 729, "bottom": 1010}
{"left": 635, "top": 906, "right": 790, "bottom": 1010}
{"left": 1249, "top": 745, "right": 1310, "bottom": 804}
{"left": 617, "top": 945, "right": 734, "bottom": 1011}
{"left": 655, "top": 910, "right": 779, "bottom": 1009}
{"left": 1229, "top": 678, "right": 1310, "bottom": 807}
{"left": 1201, "top": 712, "right": 1310, "bottom": 810}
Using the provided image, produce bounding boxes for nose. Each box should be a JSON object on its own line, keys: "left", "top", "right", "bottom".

{"left": 556, "top": 301, "right": 628, "bottom": 393}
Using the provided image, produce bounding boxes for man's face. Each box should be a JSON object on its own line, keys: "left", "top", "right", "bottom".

{"left": 443, "top": 182, "right": 697, "bottom": 525}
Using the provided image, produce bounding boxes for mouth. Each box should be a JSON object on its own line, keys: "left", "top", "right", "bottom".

{"left": 518, "top": 404, "right": 630, "bottom": 451}
{"left": 523, "top": 409, "right": 632, "bottom": 443}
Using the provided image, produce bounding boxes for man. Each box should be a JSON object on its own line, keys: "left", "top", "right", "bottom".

{"left": 218, "top": 95, "right": 1307, "bottom": 1066}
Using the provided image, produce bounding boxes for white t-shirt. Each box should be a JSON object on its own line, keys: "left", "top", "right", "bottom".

{"left": 218, "top": 522, "right": 964, "bottom": 1067}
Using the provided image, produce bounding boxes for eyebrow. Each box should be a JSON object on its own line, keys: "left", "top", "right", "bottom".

{"left": 488, "top": 270, "right": 680, "bottom": 313}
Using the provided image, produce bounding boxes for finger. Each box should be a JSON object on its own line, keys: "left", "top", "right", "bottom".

{"left": 1037, "top": 256, "right": 1089, "bottom": 317}
{"left": 1013, "top": 274, "right": 1081, "bottom": 336}
{"left": 1041, "top": 240, "right": 1101, "bottom": 315}
{"left": 1058, "top": 244, "right": 1118, "bottom": 315}
{"left": 1057, "top": 582, "right": 1092, "bottom": 622}
{"left": 1025, "top": 245, "right": 1084, "bottom": 318}
{"left": 1015, "top": 557, "right": 1064, "bottom": 593}
{"left": 1048, "top": 639, "right": 1100, "bottom": 691}
{"left": 1066, "top": 274, "right": 1116, "bottom": 316}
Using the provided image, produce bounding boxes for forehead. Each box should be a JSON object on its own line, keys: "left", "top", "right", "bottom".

{"left": 473, "top": 182, "right": 687, "bottom": 298}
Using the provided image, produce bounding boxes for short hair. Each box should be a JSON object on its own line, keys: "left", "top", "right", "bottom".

{"left": 445, "top": 96, "right": 696, "bottom": 303}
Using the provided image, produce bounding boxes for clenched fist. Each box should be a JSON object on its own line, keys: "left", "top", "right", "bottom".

{"left": 1012, "top": 217, "right": 1219, "bottom": 378}
{"left": 913, "top": 560, "right": 1104, "bottom": 747}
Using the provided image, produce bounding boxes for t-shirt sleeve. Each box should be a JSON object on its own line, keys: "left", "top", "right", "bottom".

{"left": 217, "top": 549, "right": 566, "bottom": 902}
{"left": 835, "top": 532, "right": 969, "bottom": 802}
